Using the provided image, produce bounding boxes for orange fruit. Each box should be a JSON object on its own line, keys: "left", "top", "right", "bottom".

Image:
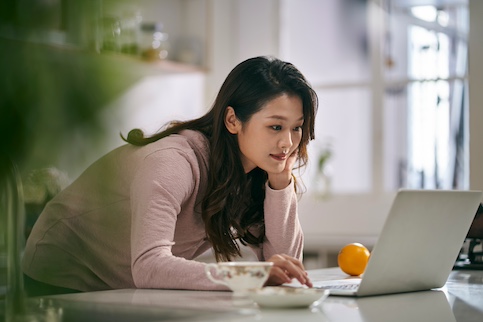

{"left": 337, "top": 243, "right": 371, "bottom": 276}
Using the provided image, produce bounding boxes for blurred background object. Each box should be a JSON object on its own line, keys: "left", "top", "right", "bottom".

{"left": 454, "top": 203, "right": 483, "bottom": 270}
{"left": 140, "top": 21, "right": 171, "bottom": 61}
{"left": 0, "top": 0, "right": 129, "bottom": 319}
{"left": 22, "top": 167, "right": 70, "bottom": 240}
{"left": 0, "top": 0, "right": 119, "bottom": 180}
{"left": 0, "top": 159, "right": 26, "bottom": 319}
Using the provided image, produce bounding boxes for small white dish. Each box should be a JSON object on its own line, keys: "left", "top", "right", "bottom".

{"left": 247, "top": 286, "right": 330, "bottom": 308}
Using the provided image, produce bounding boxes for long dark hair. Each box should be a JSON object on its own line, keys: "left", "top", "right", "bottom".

{"left": 122, "top": 56, "right": 318, "bottom": 261}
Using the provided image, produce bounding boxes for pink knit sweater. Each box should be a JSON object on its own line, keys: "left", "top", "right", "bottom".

{"left": 22, "top": 130, "right": 304, "bottom": 291}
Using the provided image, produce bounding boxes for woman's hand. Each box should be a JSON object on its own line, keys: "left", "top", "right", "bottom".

{"left": 265, "top": 254, "right": 313, "bottom": 288}
{"left": 267, "top": 149, "right": 298, "bottom": 190}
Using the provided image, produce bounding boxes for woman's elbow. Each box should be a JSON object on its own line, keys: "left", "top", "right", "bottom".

{"left": 131, "top": 260, "right": 154, "bottom": 288}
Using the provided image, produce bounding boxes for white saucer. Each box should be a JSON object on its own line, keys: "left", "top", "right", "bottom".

{"left": 247, "top": 286, "right": 330, "bottom": 308}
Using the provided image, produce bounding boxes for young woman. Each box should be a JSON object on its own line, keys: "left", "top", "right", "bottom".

{"left": 22, "top": 56, "right": 318, "bottom": 295}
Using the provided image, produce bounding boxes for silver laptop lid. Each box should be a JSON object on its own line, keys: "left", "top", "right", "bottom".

{"left": 357, "top": 189, "right": 482, "bottom": 297}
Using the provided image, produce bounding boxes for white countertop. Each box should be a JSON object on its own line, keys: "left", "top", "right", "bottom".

{"left": 10, "top": 267, "right": 483, "bottom": 322}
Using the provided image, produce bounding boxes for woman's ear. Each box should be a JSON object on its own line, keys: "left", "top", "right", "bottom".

{"left": 224, "top": 106, "right": 241, "bottom": 134}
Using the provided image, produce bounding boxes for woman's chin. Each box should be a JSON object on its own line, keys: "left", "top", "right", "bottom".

{"left": 260, "top": 164, "right": 285, "bottom": 174}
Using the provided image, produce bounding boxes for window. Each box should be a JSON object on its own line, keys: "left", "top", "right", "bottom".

{"left": 391, "top": 1, "right": 469, "bottom": 189}
{"left": 282, "top": 0, "right": 469, "bottom": 196}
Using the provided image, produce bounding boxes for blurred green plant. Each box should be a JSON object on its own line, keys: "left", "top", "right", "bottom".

{"left": 1, "top": 39, "right": 105, "bottom": 176}
{"left": 0, "top": 1, "right": 143, "bottom": 318}
{"left": 314, "top": 141, "right": 333, "bottom": 199}
{"left": 317, "top": 148, "right": 332, "bottom": 174}
{"left": 0, "top": 0, "right": 151, "bottom": 178}
{"left": 317, "top": 142, "right": 333, "bottom": 175}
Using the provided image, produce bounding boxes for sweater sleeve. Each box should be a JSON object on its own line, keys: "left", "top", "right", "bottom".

{"left": 254, "top": 180, "right": 304, "bottom": 261}
{"left": 129, "top": 148, "right": 226, "bottom": 291}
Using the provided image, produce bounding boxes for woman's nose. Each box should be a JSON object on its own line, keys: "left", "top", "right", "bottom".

{"left": 280, "top": 131, "right": 293, "bottom": 150}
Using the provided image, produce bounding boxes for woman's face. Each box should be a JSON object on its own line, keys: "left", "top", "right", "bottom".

{"left": 228, "top": 94, "right": 304, "bottom": 174}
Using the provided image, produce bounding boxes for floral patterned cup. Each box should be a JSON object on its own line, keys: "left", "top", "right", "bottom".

{"left": 205, "top": 261, "right": 273, "bottom": 294}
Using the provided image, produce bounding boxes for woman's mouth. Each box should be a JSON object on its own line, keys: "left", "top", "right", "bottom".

{"left": 270, "top": 153, "right": 287, "bottom": 161}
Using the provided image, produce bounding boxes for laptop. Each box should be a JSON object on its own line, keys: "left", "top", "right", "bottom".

{"left": 313, "top": 189, "right": 483, "bottom": 297}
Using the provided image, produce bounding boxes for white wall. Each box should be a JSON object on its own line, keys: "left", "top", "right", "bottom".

{"left": 204, "top": 0, "right": 282, "bottom": 107}
{"left": 57, "top": 70, "right": 206, "bottom": 180}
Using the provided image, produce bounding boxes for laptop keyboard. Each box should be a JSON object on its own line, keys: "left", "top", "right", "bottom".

{"left": 316, "top": 283, "right": 359, "bottom": 291}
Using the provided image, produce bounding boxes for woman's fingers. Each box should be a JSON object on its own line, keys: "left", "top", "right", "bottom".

{"left": 266, "top": 254, "right": 312, "bottom": 287}
{"left": 265, "top": 266, "right": 291, "bottom": 285}
{"left": 285, "top": 149, "right": 299, "bottom": 170}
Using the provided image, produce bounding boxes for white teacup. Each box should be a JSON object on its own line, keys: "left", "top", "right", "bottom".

{"left": 205, "top": 261, "right": 273, "bottom": 294}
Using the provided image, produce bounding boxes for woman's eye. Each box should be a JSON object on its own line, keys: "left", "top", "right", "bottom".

{"left": 293, "top": 126, "right": 302, "bottom": 132}
{"left": 271, "top": 125, "right": 282, "bottom": 131}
